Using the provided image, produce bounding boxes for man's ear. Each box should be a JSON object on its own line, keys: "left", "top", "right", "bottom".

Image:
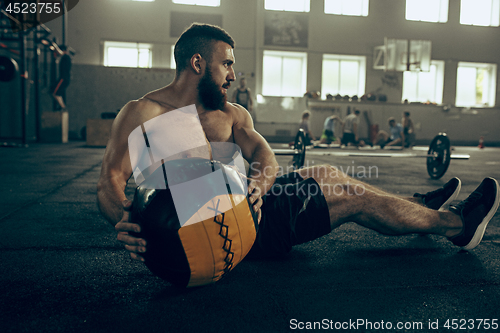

{"left": 190, "top": 54, "right": 205, "bottom": 75}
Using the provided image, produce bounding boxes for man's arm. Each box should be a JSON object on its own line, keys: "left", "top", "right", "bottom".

{"left": 97, "top": 103, "right": 139, "bottom": 225}
{"left": 231, "top": 103, "right": 279, "bottom": 199}
{"left": 332, "top": 115, "right": 343, "bottom": 124}
{"left": 97, "top": 100, "right": 163, "bottom": 260}
{"left": 97, "top": 98, "right": 172, "bottom": 224}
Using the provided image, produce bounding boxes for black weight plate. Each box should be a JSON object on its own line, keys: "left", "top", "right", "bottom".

{"left": 426, "top": 134, "right": 451, "bottom": 179}
{"left": 292, "top": 129, "right": 306, "bottom": 170}
{"left": 0, "top": 56, "right": 18, "bottom": 82}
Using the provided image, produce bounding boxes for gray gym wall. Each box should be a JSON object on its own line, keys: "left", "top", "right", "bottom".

{"left": 1, "top": 0, "right": 499, "bottom": 144}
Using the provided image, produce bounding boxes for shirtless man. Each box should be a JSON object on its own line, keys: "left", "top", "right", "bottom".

{"left": 97, "top": 24, "right": 276, "bottom": 259}
{"left": 97, "top": 23, "right": 499, "bottom": 263}
{"left": 402, "top": 111, "right": 415, "bottom": 148}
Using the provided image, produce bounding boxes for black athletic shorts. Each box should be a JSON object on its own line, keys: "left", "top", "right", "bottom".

{"left": 341, "top": 132, "right": 357, "bottom": 145}
{"left": 247, "top": 172, "right": 331, "bottom": 258}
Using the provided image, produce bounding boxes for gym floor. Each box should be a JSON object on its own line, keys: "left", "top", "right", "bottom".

{"left": 1, "top": 142, "right": 499, "bottom": 332}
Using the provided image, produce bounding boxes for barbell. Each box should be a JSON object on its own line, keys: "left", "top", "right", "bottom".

{"left": 272, "top": 129, "right": 307, "bottom": 170}
{"left": 279, "top": 131, "right": 466, "bottom": 179}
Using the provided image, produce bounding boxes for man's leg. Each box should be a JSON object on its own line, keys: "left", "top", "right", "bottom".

{"left": 296, "top": 165, "right": 463, "bottom": 238}
{"left": 297, "top": 164, "right": 457, "bottom": 208}
{"left": 319, "top": 130, "right": 328, "bottom": 144}
{"left": 385, "top": 138, "right": 402, "bottom": 147}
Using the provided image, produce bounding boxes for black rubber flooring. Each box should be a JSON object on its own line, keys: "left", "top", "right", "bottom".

{"left": 1, "top": 142, "right": 499, "bottom": 332}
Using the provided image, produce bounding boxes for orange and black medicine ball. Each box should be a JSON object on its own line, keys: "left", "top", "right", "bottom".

{"left": 131, "top": 157, "right": 259, "bottom": 288}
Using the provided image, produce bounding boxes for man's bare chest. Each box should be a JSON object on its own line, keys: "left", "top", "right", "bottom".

{"left": 199, "top": 113, "right": 234, "bottom": 143}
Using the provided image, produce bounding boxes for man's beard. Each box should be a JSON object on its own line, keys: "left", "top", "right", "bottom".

{"left": 198, "top": 66, "right": 227, "bottom": 110}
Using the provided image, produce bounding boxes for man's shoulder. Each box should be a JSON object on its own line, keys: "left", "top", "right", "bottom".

{"left": 225, "top": 101, "right": 247, "bottom": 113}
{"left": 123, "top": 98, "right": 163, "bottom": 114}
{"left": 224, "top": 102, "right": 251, "bottom": 124}
{"left": 118, "top": 97, "right": 171, "bottom": 127}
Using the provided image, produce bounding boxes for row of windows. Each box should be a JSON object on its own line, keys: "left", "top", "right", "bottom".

{"left": 132, "top": 0, "right": 500, "bottom": 27}
{"left": 103, "top": 41, "right": 497, "bottom": 108}
{"left": 265, "top": 53, "right": 497, "bottom": 108}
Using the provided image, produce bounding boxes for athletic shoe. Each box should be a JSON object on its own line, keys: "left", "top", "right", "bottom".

{"left": 414, "top": 177, "right": 461, "bottom": 211}
{"left": 448, "top": 177, "right": 500, "bottom": 250}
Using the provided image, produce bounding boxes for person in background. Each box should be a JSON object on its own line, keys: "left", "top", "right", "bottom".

{"left": 51, "top": 45, "right": 72, "bottom": 110}
{"left": 299, "top": 110, "right": 315, "bottom": 146}
{"left": 377, "top": 117, "right": 405, "bottom": 149}
{"left": 402, "top": 111, "right": 415, "bottom": 148}
{"left": 341, "top": 109, "right": 363, "bottom": 147}
{"left": 232, "top": 77, "right": 254, "bottom": 119}
{"left": 319, "top": 114, "right": 343, "bottom": 145}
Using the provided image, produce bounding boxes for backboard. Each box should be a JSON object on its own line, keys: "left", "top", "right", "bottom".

{"left": 374, "top": 37, "right": 432, "bottom": 72}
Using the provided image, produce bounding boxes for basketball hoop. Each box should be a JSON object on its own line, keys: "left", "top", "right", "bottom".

{"left": 373, "top": 38, "right": 431, "bottom": 72}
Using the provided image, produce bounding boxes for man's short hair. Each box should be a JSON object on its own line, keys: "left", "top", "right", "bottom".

{"left": 388, "top": 117, "right": 396, "bottom": 124}
{"left": 302, "top": 110, "right": 311, "bottom": 119}
{"left": 354, "top": 110, "right": 360, "bottom": 115}
{"left": 404, "top": 111, "right": 410, "bottom": 117}
{"left": 174, "top": 23, "right": 235, "bottom": 75}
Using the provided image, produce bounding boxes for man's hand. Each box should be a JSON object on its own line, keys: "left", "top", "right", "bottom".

{"left": 115, "top": 200, "right": 147, "bottom": 262}
{"left": 247, "top": 179, "right": 263, "bottom": 223}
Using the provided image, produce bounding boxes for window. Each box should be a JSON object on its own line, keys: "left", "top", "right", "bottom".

{"left": 262, "top": 51, "right": 307, "bottom": 97}
{"left": 324, "top": 0, "right": 369, "bottom": 16}
{"left": 172, "top": 0, "right": 220, "bottom": 6}
{"left": 456, "top": 62, "right": 497, "bottom": 107}
{"left": 264, "top": 0, "right": 310, "bottom": 12}
{"left": 460, "top": 0, "right": 500, "bottom": 26}
{"left": 402, "top": 61, "right": 445, "bottom": 104}
{"left": 321, "top": 54, "right": 366, "bottom": 99}
{"left": 104, "top": 41, "right": 152, "bottom": 68}
{"left": 405, "top": 0, "right": 448, "bottom": 23}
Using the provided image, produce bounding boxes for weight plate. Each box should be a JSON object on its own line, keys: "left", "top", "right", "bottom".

{"left": 0, "top": 56, "right": 18, "bottom": 82}
{"left": 426, "top": 133, "right": 451, "bottom": 179}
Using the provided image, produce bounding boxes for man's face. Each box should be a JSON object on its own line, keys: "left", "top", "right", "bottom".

{"left": 389, "top": 120, "right": 396, "bottom": 127}
{"left": 240, "top": 78, "right": 246, "bottom": 88}
{"left": 197, "top": 41, "right": 235, "bottom": 110}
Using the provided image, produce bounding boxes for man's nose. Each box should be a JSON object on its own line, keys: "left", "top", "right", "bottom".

{"left": 227, "top": 67, "right": 235, "bottom": 82}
